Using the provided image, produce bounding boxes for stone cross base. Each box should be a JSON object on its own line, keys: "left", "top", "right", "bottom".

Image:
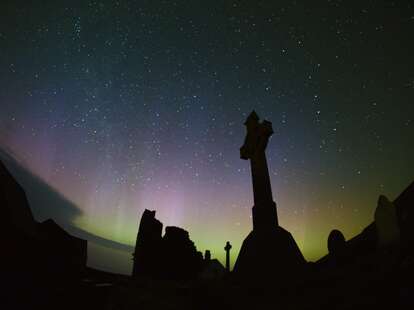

{"left": 252, "top": 201, "right": 278, "bottom": 231}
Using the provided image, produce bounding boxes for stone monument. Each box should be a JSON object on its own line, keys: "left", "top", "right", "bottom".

{"left": 233, "top": 111, "right": 306, "bottom": 284}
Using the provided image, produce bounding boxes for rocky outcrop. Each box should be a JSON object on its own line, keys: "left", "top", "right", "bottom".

{"left": 1, "top": 159, "right": 87, "bottom": 281}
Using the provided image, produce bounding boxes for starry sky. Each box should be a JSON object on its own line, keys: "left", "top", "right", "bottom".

{"left": 1, "top": 1, "right": 413, "bottom": 274}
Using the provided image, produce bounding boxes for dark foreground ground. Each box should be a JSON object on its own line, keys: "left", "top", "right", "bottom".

{"left": 4, "top": 254, "right": 414, "bottom": 310}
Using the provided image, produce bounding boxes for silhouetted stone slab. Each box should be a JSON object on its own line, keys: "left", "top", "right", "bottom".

{"left": 234, "top": 226, "right": 306, "bottom": 284}
{"left": 318, "top": 229, "right": 348, "bottom": 268}
{"left": 132, "top": 209, "right": 163, "bottom": 277}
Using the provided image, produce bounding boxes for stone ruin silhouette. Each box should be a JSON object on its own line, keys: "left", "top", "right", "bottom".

{"left": 132, "top": 209, "right": 222, "bottom": 281}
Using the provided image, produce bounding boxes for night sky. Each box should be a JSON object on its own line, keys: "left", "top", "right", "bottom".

{"left": 1, "top": 1, "right": 413, "bottom": 274}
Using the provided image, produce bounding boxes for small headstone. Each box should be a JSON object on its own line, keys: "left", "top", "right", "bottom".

{"left": 327, "top": 229, "right": 346, "bottom": 255}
